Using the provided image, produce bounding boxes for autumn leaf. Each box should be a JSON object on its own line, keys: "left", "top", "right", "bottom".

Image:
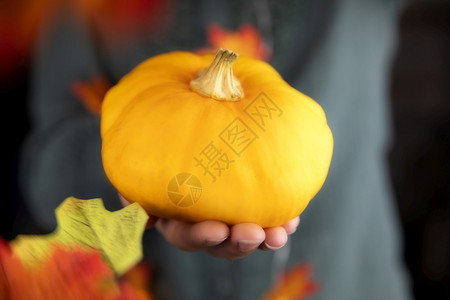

{"left": 1, "top": 197, "right": 153, "bottom": 299}
{"left": 121, "top": 262, "right": 155, "bottom": 300}
{"left": 197, "top": 23, "right": 272, "bottom": 61}
{"left": 72, "top": 75, "right": 111, "bottom": 115}
{"left": 0, "top": 239, "right": 142, "bottom": 300}
{"left": 262, "top": 263, "right": 320, "bottom": 300}
{"left": 11, "top": 197, "right": 149, "bottom": 275}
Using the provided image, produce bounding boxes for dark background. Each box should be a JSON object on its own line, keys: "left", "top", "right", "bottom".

{"left": 388, "top": 2, "right": 450, "bottom": 299}
{"left": 1, "top": 1, "right": 449, "bottom": 299}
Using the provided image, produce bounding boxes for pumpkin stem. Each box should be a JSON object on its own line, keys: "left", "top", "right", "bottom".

{"left": 190, "top": 48, "right": 243, "bottom": 101}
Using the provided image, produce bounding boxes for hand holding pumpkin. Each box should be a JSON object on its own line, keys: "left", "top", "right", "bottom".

{"left": 155, "top": 216, "right": 300, "bottom": 259}
{"left": 120, "top": 194, "right": 299, "bottom": 259}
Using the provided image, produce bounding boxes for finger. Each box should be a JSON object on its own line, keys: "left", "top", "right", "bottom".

{"left": 206, "top": 223, "right": 265, "bottom": 259}
{"left": 155, "top": 219, "right": 230, "bottom": 251}
{"left": 119, "top": 194, "right": 130, "bottom": 207}
{"left": 260, "top": 226, "right": 288, "bottom": 251}
{"left": 282, "top": 216, "right": 300, "bottom": 235}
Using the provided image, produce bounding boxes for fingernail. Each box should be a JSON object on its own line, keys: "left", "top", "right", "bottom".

{"left": 238, "top": 240, "right": 261, "bottom": 252}
{"left": 205, "top": 238, "right": 227, "bottom": 246}
{"left": 264, "top": 242, "right": 283, "bottom": 251}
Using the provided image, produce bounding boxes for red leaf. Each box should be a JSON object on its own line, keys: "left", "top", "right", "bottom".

{"left": 0, "top": 238, "right": 141, "bottom": 300}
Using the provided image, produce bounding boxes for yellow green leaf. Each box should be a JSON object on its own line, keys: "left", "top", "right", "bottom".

{"left": 11, "top": 196, "right": 149, "bottom": 275}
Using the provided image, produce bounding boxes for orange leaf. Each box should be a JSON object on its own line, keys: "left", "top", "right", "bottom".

{"left": 197, "top": 23, "right": 272, "bottom": 61}
{"left": 262, "top": 263, "right": 320, "bottom": 300}
{"left": 121, "top": 262, "right": 155, "bottom": 300}
{"left": 0, "top": 238, "right": 140, "bottom": 300}
{"left": 71, "top": 75, "right": 111, "bottom": 115}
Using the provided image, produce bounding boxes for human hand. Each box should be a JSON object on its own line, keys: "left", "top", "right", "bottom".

{"left": 119, "top": 194, "right": 300, "bottom": 259}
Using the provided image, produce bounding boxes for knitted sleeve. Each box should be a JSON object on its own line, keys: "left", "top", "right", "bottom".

{"left": 19, "top": 12, "right": 121, "bottom": 231}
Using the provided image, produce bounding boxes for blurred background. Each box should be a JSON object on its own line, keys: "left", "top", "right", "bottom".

{"left": 0, "top": 0, "right": 448, "bottom": 299}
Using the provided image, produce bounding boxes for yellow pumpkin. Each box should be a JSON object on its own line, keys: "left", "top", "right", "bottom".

{"left": 101, "top": 48, "right": 333, "bottom": 228}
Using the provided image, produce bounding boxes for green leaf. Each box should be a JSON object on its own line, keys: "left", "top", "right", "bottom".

{"left": 11, "top": 197, "right": 149, "bottom": 276}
